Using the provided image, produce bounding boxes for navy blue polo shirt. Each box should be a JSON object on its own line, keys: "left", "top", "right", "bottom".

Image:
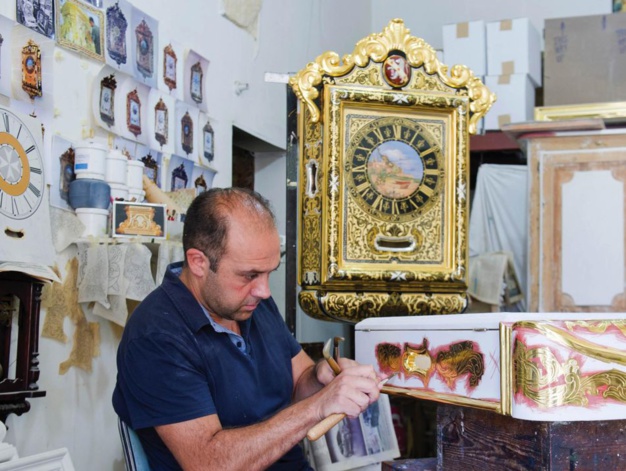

{"left": 112, "top": 262, "right": 311, "bottom": 470}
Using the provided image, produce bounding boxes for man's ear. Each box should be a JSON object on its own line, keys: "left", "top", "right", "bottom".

{"left": 186, "top": 248, "right": 209, "bottom": 277}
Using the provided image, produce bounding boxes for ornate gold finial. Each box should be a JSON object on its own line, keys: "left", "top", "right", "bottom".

{"left": 289, "top": 18, "right": 495, "bottom": 134}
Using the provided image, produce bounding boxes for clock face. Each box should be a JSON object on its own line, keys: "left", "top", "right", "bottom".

{"left": 0, "top": 109, "right": 44, "bottom": 220}
{"left": 346, "top": 116, "right": 442, "bottom": 223}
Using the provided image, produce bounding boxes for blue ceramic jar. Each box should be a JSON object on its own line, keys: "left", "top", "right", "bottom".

{"left": 68, "top": 178, "right": 111, "bottom": 210}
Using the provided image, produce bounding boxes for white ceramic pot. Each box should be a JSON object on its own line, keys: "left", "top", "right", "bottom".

{"left": 76, "top": 208, "right": 109, "bottom": 237}
{"left": 74, "top": 139, "right": 107, "bottom": 180}
{"left": 106, "top": 149, "right": 129, "bottom": 185}
{"left": 126, "top": 160, "right": 145, "bottom": 190}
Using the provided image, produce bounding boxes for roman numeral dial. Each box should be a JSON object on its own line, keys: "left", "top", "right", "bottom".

{"left": 0, "top": 109, "right": 44, "bottom": 220}
{"left": 347, "top": 116, "right": 443, "bottom": 223}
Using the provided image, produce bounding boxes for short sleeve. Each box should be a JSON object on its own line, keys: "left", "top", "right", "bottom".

{"left": 119, "top": 332, "right": 215, "bottom": 429}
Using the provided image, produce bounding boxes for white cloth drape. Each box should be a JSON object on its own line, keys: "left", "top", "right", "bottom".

{"left": 469, "top": 164, "right": 528, "bottom": 302}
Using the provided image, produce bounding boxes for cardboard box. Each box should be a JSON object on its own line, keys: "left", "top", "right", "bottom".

{"left": 544, "top": 13, "right": 626, "bottom": 106}
{"left": 484, "top": 74, "right": 535, "bottom": 130}
{"left": 487, "top": 18, "right": 541, "bottom": 86}
{"left": 442, "top": 20, "right": 486, "bottom": 75}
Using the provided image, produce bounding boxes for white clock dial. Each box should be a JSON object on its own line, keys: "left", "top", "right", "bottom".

{"left": 0, "top": 109, "right": 44, "bottom": 220}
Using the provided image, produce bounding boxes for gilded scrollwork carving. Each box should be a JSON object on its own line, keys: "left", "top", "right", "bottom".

{"left": 317, "top": 292, "right": 467, "bottom": 323}
{"left": 514, "top": 339, "right": 626, "bottom": 408}
{"left": 289, "top": 18, "right": 495, "bottom": 133}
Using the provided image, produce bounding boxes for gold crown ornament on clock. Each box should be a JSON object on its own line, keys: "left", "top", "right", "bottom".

{"left": 289, "top": 19, "right": 496, "bottom": 323}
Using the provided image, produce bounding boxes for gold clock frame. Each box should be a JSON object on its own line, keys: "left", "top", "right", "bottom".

{"left": 290, "top": 19, "right": 495, "bottom": 323}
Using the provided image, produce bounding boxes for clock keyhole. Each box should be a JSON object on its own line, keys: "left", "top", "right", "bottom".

{"left": 306, "top": 161, "right": 318, "bottom": 197}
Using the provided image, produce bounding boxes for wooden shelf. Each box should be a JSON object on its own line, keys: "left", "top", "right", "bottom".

{"left": 470, "top": 131, "right": 520, "bottom": 152}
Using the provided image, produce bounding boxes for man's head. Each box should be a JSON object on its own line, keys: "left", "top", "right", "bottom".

{"left": 89, "top": 17, "right": 94, "bottom": 26}
{"left": 182, "top": 187, "right": 276, "bottom": 272}
{"left": 182, "top": 187, "right": 280, "bottom": 323}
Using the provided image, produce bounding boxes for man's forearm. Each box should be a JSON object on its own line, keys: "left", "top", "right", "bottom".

{"left": 162, "top": 393, "right": 324, "bottom": 471}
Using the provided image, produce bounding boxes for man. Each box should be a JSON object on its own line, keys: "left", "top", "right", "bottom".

{"left": 89, "top": 17, "right": 100, "bottom": 55}
{"left": 113, "top": 188, "right": 385, "bottom": 470}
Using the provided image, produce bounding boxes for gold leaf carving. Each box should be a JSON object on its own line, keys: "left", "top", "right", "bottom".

{"left": 514, "top": 339, "right": 626, "bottom": 408}
{"left": 289, "top": 18, "right": 495, "bottom": 133}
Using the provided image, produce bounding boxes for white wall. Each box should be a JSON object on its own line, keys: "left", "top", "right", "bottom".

{"left": 0, "top": 1, "right": 371, "bottom": 469}
{"left": 370, "top": 0, "right": 610, "bottom": 51}
{"left": 0, "top": 0, "right": 613, "bottom": 469}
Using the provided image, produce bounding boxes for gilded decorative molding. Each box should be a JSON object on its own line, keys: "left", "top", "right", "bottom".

{"left": 515, "top": 321, "right": 626, "bottom": 367}
{"left": 514, "top": 339, "right": 626, "bottom": 408}
{"left": 317, "top": 291, "right": 467, "bottom": 323}
{"left": 289, "top": 18, "right": 495, "bottom": 134}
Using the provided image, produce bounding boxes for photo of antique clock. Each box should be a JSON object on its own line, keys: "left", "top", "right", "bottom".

{"left": 163, "top": 44, "right": 177, "bottom": 91}
{"left": 289, "top": 19, "right": 495, "bottom": 322}
{"left": 21, "top": 39, "right": 42, "bottom": 99}
{"left": 135, "top": 19, "right": 153, "bottom": 79}
{"left": 154, "top": 98, "right": 168, "bottom": 146}
{"left": 126, "top": 89, "right": 141, "bottom": 137}
{"left": 190, "top": 61, "right": 203, "bottom": 104}
{"left": 106, "top": 2, "right": 128, "bottom": 66}
{"left": 181, "top": 111, "right": 193, "bottom": 155}
{"left": 99, "top": 74, "right": 116, "bottom": 127}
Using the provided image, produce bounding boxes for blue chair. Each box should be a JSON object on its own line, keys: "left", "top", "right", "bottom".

{"left": 118, "top": 418, "right": 151, "bottom": 471}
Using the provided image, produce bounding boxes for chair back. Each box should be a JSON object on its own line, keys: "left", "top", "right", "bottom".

{"left": 118, "top": 418, "right": 151, "bottom": 471}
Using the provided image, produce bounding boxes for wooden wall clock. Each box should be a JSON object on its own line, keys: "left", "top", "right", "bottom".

{"left": 289, "top": 19, "right": 495, "bottom": 322}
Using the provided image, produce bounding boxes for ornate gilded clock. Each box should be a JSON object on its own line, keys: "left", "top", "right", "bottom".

{"left": 289, "top": 19, "right": 495, "bottom": 322}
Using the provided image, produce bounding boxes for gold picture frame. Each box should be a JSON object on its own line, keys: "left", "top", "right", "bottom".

{"left": 55, "top": 0, "right": 104, "bottom": 62}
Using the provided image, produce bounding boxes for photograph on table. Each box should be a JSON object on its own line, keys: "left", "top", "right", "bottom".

{"left": 112, "top": 201, "right": 166, "bottom": 239}
{"left": 55, "top": 0, "right": 104, "bottom": 62}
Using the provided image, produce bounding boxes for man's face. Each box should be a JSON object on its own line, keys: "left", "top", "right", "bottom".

{"left": 200, "top": 216, "right": 281, "bottom": 324}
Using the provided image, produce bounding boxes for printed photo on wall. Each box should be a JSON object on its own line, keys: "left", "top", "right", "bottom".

{"left": 166, "top": 154, "right": 194, "bottom": 192}
{"left": 50, "top": 134, "right": 76, "bottom": 211}
{"left": 17, "top": 0, "right": 55, "bottom": 38}
{"left": 136, "top": 145, "right": 162, "bottom": 188}
{"left": 191, "top": 165, "right": 216, "bottom": 196}
{"left": 175, "top": 101, "right": 199, "bottom": 160}
{"left": 0, "top": 15, "right": 11, "bottom": 97}
{"left": 184, "top": 49, "right": 209, "bottom": 112}
{"left": 130, "top": 6, "right": 158, "bottom": 88}
{"left": 104, "top": 0, "right": 133, "bottom": 74}
{"left": 55, "top": 0, "right": 104, "bottom": 62}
